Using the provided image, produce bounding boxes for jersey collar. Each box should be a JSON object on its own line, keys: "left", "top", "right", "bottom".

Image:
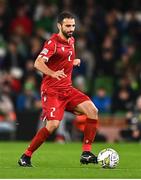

{"left": 57, "top": 34, "right": 73, "bottom": 45}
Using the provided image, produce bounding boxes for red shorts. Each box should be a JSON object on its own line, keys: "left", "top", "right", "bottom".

{"left": 41, "top": 86, "right": 90, "bottom": 121}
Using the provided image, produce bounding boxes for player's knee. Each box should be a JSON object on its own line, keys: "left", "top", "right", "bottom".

{"left": 94, "top": 107, "right": 98, "bottom": 116}
{"left": 46, "top": 120, "right": 60, "bottom": 133}
{"left": 90, "top": 106, "right": 98, "bottom": 119}
{"left": 85, "top": 105, "right": 98, "bottom": 120}
{"left": 53, "top": 121, "right": 60, "bottom": 129}
{"left": 51, "top": 124, "right": 58, "bottom": 130}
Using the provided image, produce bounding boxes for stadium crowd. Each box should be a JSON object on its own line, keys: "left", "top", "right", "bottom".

{"left": 0, "top": 0, "right": 141, "bottom": 141}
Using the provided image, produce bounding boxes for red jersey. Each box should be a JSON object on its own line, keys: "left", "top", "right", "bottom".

{"left": 38, "top": 34, "right": 75, "bottom": 90}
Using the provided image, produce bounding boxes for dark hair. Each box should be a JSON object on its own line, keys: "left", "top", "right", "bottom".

{"left": 57, "top": 11, "right": 75, "bottom": 23}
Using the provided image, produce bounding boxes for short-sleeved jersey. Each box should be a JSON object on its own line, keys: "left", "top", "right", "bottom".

{"left": 38, "top": 34, "right": 75, "bottom": 90}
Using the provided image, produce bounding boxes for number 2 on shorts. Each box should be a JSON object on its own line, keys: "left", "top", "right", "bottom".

{"left": 50, "top": 107, "right": 56, "bottom": 117}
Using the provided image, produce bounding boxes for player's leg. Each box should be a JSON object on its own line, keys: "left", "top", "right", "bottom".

{"left": 55, "top": 112, "right": 75, "bottom": 142}
{"left": 67, "top": 87, "right": 98, "bottom": 164}
{"left": 74, "top": 100, "right": 98, "bottom": 164}
{"left": 18, "top": 91, "right": 64, "bottom": 167}
{"left": 18, "top": 120, "right": 60, "bottom": 167}
{"left": 24, "top": 120, "right": 60, "bottom": 156}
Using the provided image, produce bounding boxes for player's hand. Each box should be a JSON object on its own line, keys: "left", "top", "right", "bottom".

{"left": 51, "top": 69, "right": 67, "bottom": 80}
{"left": 73, "top": 59, "right": 81, "bottom": 66}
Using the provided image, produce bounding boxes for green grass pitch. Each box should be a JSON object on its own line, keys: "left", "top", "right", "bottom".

{"left": 0, "top": 142, "right": 141, "bottom": 178}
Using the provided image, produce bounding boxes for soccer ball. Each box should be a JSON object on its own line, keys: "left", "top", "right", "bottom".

{"left": 97, "top": 148, "right": 119, "bottom": 168}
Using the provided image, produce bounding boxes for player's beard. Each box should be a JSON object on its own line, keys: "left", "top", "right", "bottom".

{"left": 61, "top": 29, "right": 73, "bottom": 39}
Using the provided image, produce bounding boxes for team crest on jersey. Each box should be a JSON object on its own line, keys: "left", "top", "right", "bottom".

{"left": 61, "top": 47, "right": 65, "bottom": 51}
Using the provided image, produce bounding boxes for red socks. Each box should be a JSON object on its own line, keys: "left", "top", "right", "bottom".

{"left": 25, "top": 127, "right": 50, "bottom": 157}
{"left": 82, "top": 118, "right": 98, "bottom": 152}
{"left": 24, "top": 119, "right": 98, "bottom": 157}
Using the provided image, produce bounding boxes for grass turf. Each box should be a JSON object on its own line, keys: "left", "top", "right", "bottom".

{"left": 0, "top": 142, "right": 141, "bottom": 178}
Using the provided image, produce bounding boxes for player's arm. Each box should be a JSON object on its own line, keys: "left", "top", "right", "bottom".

{"left": 72, "top": 38, "right": 80, "bottom": 67}
{"left": 34, "top": 41, "right": 67, "bottom": 80}
{"left": 34, "top": 57, "right": 66, "bottom": 80}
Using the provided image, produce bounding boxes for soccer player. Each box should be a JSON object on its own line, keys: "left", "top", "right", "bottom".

{"left": 18, "top": 11, "right": 98, "bottom": 167}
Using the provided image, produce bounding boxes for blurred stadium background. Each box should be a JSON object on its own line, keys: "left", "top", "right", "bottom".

{"left": 0, "top": 0, "right": 141, "bottom": 144}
